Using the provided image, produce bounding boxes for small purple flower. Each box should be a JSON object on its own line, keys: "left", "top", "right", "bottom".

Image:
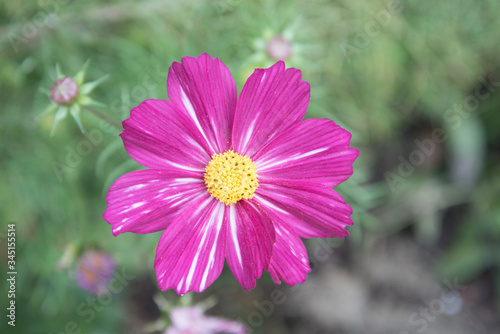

{"left": 103, "top": 54, "right": 358, "bottom": 294}
{"left": 50, "top": 77, "right": 79, "bottom": 105}
{"left": 266, "top": 36, "right": 293, "bottom": 61}
{"left": 165, "top": 306, "right": 247, "bottom": 334}
{"left": 75, "top": 251, "right": 115, "bottom": 295}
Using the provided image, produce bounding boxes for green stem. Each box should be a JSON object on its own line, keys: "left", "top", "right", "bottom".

{"left": 82, "top": 105, "right": 121, "bottom": 130}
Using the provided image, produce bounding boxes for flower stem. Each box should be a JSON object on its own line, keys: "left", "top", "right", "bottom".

{"left": 82, "top": 105, "right": 121, "bottom": 130}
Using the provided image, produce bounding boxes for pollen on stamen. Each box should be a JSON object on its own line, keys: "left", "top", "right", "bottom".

{"left": 204, "top": 150, "right": 259, "bottom": 206}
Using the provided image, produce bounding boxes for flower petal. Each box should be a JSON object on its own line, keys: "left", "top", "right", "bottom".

{"left": 155, "top": 195, "right": 227, "bottom": 294}
{"left": 254, "top": 180, "right": 353, "bottom": 238}
{"left": 168, "top": 307, "right": 247, "bottom": 334}
{"left": 164, "top": 328, "right": 182, "bottom": 334}
{"left": 169, "top": 307, "right": 205, "bottom": 329}
{"left": 203, "top": 317, "right": 248, "bottom": 334}
{"left": 122, "top": 99, "right": 211, "bottom": 171}
{"left": 103, "top": 169, "right": 206, "bottom": 236}
{"left": 225, "top": 200, "right": 275, "bottom": 290}
{"left": 167, "top": 53, "right": 237, "bottom": 154}
{"left": 267, "top": 213, "right": 311, "bottom": 286}
{"left": 254, "top": 118, "right": 359, "bottom": 188}
{"left": 232, "top": 61, "right": 310, "bottom": 157}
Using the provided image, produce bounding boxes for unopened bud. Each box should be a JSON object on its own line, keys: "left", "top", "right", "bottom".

{"left": 50, "top": 77, "right": 78, "bottom": 105}
{"left": 267, "top": 36, "right": 293, "bottom": 61}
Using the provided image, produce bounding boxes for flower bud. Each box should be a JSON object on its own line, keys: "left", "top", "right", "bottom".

{"left": 267, "top": 36, "right": 293, "bottom": 61}
{"left": 75, "top": 251, "right": 115, "bottom": 295}
{"left": 50, "top": 77, "right": 79, "bottom": 105}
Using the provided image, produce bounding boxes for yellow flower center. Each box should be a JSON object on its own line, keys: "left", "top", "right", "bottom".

{"left": 204, "top": 150, "right": 259, "bottom": 206}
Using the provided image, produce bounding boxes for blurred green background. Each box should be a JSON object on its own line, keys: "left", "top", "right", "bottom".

{"left": 1, "top": 0, "right": 500, "bottom": 333}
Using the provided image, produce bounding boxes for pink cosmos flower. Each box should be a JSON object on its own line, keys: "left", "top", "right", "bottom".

{"left": 103, "top": 53, "right": 358, "bottom": 294}
{"left": 164, "top": 306, "right": 247, "bottom": 334}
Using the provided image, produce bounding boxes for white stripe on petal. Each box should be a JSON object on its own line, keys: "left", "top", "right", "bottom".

{"left": 185, "top": 202, "right": 221, "bottom": 290}
{"left": 254, "top": 195, "right": 288, "bottom": 215}
{"left": 118, "top": 201, "right": 146, "bottom": 214}
{"left": 194, "top": 197, "right": 213, "bottom": 216}
{"left": 241, "top": 120, "right": 256, "bottom": 153}
{"left": 177, "top": 277, "right": 184, "bottom": 292}
{"left": 256, "top": 147, "right": 328, "bottom": 170}
{"left": 185, "top": 252, "right": 200, "bottom": 290}
{"left": 132, "top": 201, "right": 146, "bottom": 208}
{"left": 200, "top": 202, "right": 224, "bottom": 290}
{"left": 187, "top": 136, "right": 210, "bottom": 157}
{"left": 163, "top": 193, "right": 182, "bottom": 200}
{"left": 180, "top": 88, "right": 216, "bottom": 153}
{"left": 124, "top": 184, "right": 146, "bottom": 192}
{"left": 170, "top": 162, "right": 204, "bottom": 172}
{"left": 172, "top": 178, "right": 204, "bottom": 185}
{"left": 292, "top": 147, "right": 328, "bottom": 159}
{"left": 229, "top": 205, "right": 243, "bottom": 266}
{"left": 170, "top": 196, "right": 191, "bottom": 207}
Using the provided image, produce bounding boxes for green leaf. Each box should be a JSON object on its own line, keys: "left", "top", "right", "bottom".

{"left": 95, "top": 140, "right": 123, "bottom": 179}
{"left": 36, "top": 102, "right": 58, "bottom": 119}
{"left": 74, "top": 60, "right": 90, "bottom": 85}
{"left": 102, "top": 159, "right": 140, "bottom": 196}
{"left": 80, "top": 74, "right": 109, "bottom": 95}
{"left": 55, "top": 63, "right": 64, "bottom": 79}
{"left": 69, "top": 104, "right": 84, "bottom": 133}
{"left": 436, "top": 241, "right": 488, "bottom": 282}
{"left": 50, "top": 106, "right": 68, "bottom": 136}
{"left": 78, "top": 95, "right": 106, "bottom": 108}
